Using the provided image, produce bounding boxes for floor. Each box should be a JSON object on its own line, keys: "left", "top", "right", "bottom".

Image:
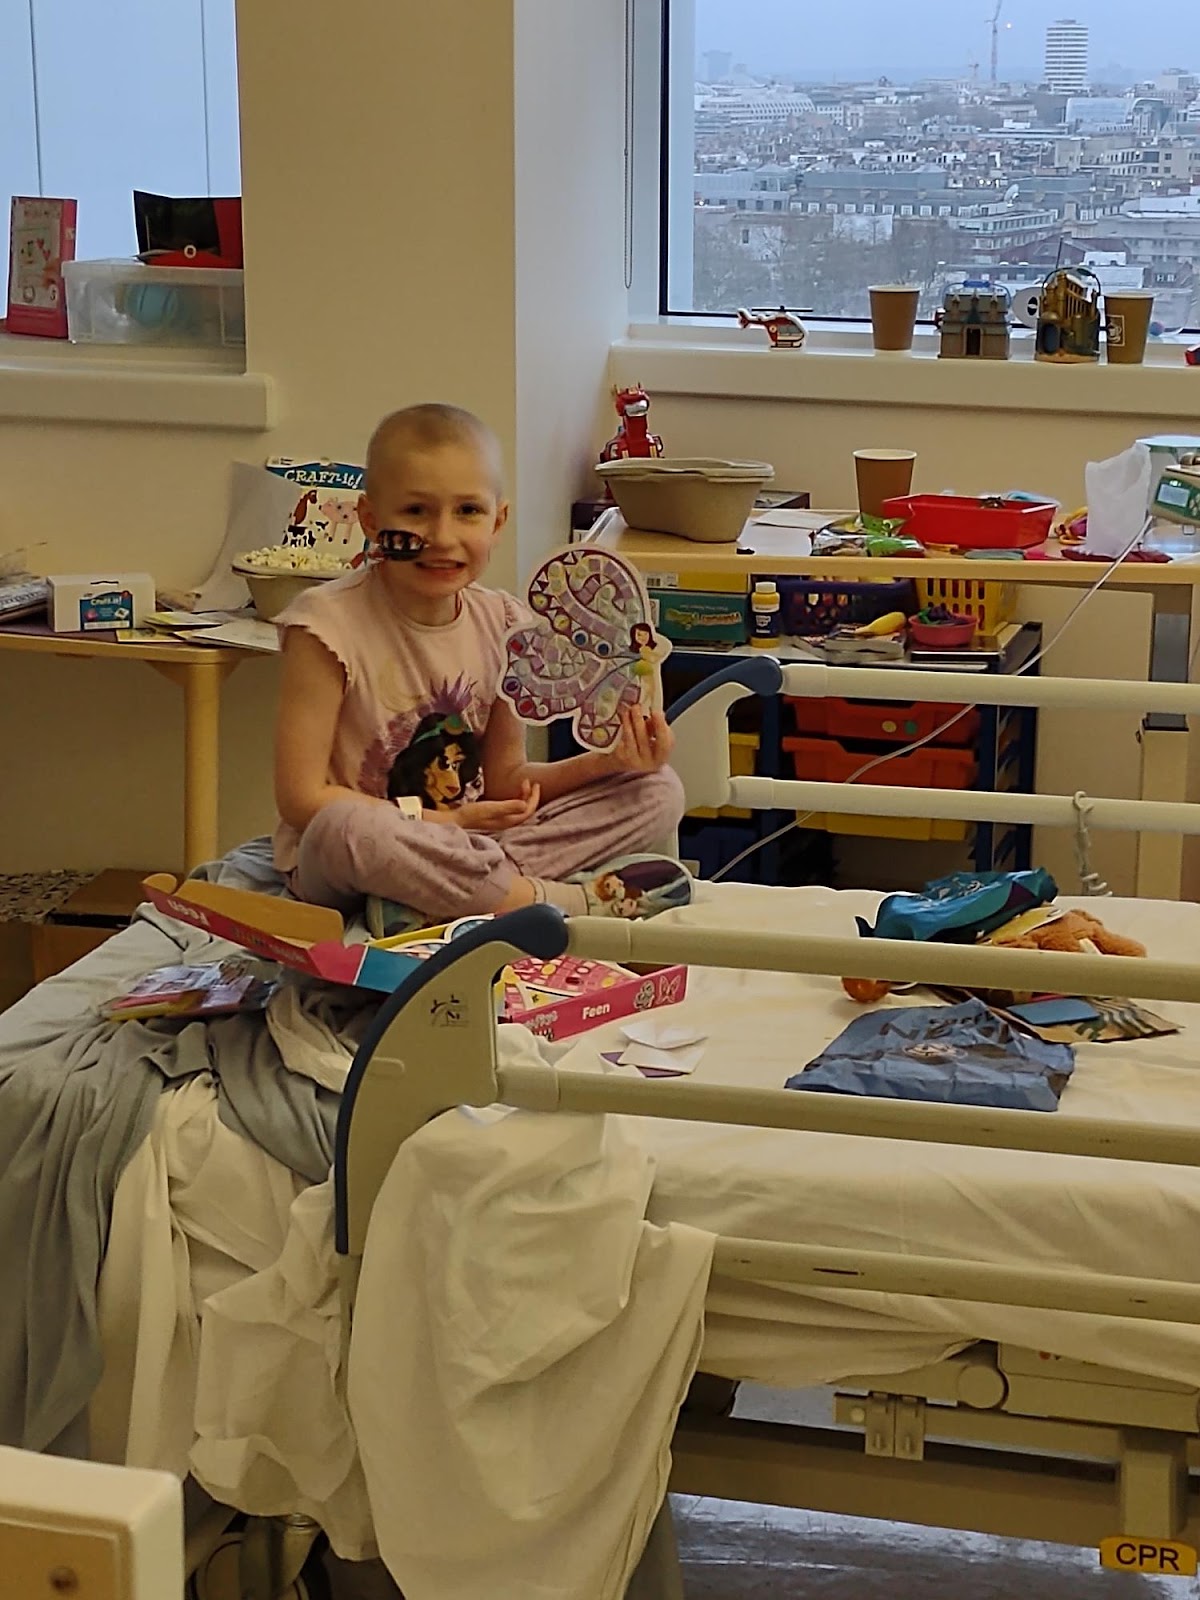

{"left": 325, "top": 1385, "right": 1178, "bottom": 1598}
{"left": 328, "top": 1502, "right": 1177, "bottom": 1598}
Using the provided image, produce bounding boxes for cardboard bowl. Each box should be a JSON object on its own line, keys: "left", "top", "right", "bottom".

{"left": 596, "top": 456, "right": 774, "bottom": 543}
{"left": 233, "top": 565, "right": 344, "bottom": 621}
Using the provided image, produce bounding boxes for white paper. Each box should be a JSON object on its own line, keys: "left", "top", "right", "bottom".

{"left": 1083, "top": 444, "right": 1152, "bottom": 557}
{"left": 618, "top": 1043, "right": 705, "bottom": 1076}
{"left": 741, "top": 524, "right": 813, "bottom": 558}
{"left": 186, "top": 618, "right": 281, "bottom": 653}
{"left": 193, "top": 463, "right": 303, "bottom": 612}
{"left": 620, "top": 1019, "right": 707, "bottom": 1051}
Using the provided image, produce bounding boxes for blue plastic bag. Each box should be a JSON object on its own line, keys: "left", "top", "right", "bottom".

{"left": 857, "top": 869, "right": 1057, "bottom": 944}
{"left": 786, "top": 998, "right": 1074, "bottom": 1112}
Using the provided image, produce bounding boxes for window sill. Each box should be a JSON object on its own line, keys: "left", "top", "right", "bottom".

{"left": 613, "top": 322, "right": 1200, "bottom": 420}
{"left": 0, "top": 332, "right": 273, "bottom": 430}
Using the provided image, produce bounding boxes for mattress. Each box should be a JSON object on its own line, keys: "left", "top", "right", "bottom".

{"left": 555, "top": 884, "right": 1200, "bottom": 1393}
{"left": 21, "top": 877, "right": 1200, "bottom": 1558}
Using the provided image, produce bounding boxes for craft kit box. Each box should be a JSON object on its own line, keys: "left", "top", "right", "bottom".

{"left": 649, "top": 589, "right": 749, "bottom": 646}
{"left": 506, "top": 964, "right": 688, "bottom": 1040}
{"left": 50, "top": 572, "right": 155, "bottom": 632}
{"left": 143, "top": 877, "right": 687, "bottom": 1039}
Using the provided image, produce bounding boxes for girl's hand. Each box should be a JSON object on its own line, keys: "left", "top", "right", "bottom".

{"left": 435, "top": 780, "right": 540, "bottom": 833}
{"left": 608, "top": 707, "right": 674, "bottom": 774}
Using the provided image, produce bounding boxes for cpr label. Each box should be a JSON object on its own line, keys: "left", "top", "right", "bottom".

{"left": 1100, "top": 1537, "right": 1197, "bottom": 1576}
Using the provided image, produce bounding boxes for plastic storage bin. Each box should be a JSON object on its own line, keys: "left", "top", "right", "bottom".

{"left": 64, "top": 260, "right": 246, "bottom": 348}
{"left": 777, "top": 576, "right": 917, "bottom": 636}
{"left": 783, "top": 734, "right": 976, "bottom": 842}
{"left": 786, "top": 697, "right": 979, "bottom": 746}
{"left": 689, "top": 731, "right": 759, "bottom": 819}
{"left": 915, "top": 577, "right": 1014, "bottom": 637}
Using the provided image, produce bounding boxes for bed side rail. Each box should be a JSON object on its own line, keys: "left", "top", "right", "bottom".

{"left": 334, "top": 902, "right": 1200, "bottom": 1273}
{"left": 669, "top": 657, "right": 1200, "bottom": 815}
{"left": 335, "top": 903, "right": 1200, "bottom": 1329}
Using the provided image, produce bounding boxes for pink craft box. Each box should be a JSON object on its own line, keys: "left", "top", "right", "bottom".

{"left": 509, "top": 964, "right": 688, "bottom": 1041}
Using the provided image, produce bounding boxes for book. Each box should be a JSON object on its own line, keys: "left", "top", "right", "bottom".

{"left": 7, "top": 197, "right": 77, "bottom": 338}
{"left": 103, "top": 960, "right": 276, "bottom": 1022}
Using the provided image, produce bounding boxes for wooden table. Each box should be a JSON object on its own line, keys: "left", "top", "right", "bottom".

{"left": 0, "top": 628, "right": 256, "bottom": 871}
{"left": 594, "top": 513, "right": 1200, "bottom": 898}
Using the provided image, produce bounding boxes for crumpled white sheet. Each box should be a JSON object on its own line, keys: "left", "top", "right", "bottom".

{"left": 348, "top": 1099, "right": 714, "bottom": 1600}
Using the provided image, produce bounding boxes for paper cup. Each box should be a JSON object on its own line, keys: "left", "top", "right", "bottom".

{"left": 1105, "top": 291, "right": 1155, "bottom": 365}
{"left": 869, "top": 284, "right": 921, "bottom": 352}
{"left": 854, "top": 449, "right": 917, "bottom": 518}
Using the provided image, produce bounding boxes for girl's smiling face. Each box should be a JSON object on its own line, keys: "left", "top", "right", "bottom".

{"left": 358, "top": 441, "right": 508, "bottom": 625}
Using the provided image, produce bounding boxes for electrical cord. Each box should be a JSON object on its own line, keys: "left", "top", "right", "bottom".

{"left": 710, "top": 525, "right": 1149, "bottom": 884}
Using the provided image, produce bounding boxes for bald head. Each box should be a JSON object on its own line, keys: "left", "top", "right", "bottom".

{"left": 364, "top": 403, "right": 504, "bottom": 499}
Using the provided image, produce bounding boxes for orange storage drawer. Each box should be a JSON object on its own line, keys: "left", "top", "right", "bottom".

{"left": 787, "top": 697, "right": 979, "bottom": 747}
{"left": 783, "top": 734, "right": 977, "bottom": 790}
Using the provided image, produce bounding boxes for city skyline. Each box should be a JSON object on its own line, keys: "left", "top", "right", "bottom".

{"left": 695, "top": 0, "right": 1194, "bottom": 85}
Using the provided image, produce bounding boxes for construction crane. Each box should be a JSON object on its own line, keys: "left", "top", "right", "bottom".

{"left": 989, "top": 0, "right": 1004, "bottom": 84}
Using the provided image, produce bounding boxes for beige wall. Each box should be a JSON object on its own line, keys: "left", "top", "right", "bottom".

{"left": 620, "top": 387, "right": 1200, "bottom": 511}
{"left": 0, "top": 0, "right": 627, "bottom": 874}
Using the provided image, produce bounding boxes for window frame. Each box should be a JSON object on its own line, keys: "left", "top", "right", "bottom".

{"left": 651, "top": 0, "right": 1199, "bottom": 333}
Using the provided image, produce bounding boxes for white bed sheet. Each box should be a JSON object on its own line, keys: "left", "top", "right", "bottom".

{"left": 556, "top": 884, "right": 1200, "bottom": 1393}
{"left": 93, "top": 882, "right": 1200, "bottom": 1556}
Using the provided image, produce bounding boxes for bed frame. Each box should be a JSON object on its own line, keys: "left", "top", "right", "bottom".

{"left": 325, "top": 659, "right": 1200, "bottom": 1598}
{"left": 180, "top": 659, "right": 1200, "bottom": 1599}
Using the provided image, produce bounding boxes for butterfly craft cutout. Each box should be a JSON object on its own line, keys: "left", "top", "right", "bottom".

{"left": 501, "top": 546, "right": 671, "bottom": 751}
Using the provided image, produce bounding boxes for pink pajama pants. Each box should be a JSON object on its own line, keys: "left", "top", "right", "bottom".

{"left": 291, "top": 769, "right": 686, "bottom": 921}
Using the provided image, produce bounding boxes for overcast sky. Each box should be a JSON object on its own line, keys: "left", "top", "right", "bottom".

{"left": 694, "top": 0, "right": 1197, "bottom": 84}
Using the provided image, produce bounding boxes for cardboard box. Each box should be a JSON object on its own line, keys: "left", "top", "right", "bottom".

{"left": 50, "top": 573, "right": 156, "bottom": 632}
{"left": 31, "top": 869, "right": 152, "bottom": 982}
{"left": 144, "top": 876, "right": 689, "bottom": 1037}
{"left": 650, "top": 590, "right": 748, "bottom": 646}
{"left": 511, "top": 965, "right": 687, "bottom": 1041}
{"left": 6, "top": 196, "right": 77, "bottom": 338}
{"left": 143, "top": 876, "right": 426, "bottom": 992}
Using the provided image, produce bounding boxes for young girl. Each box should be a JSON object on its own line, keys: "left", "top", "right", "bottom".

{"left": 272, "top": 402, "right": 691, "bottom": 935}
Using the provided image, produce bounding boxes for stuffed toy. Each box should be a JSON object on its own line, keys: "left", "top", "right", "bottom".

{"left": 991, "top": 909, "right": 1146, "bottom": 958}
{"left": 841, "top": 909, "right": 1145, "bottom": 1004}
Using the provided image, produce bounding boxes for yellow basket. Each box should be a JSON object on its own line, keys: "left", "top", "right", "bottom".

{"left": 801, "top": 812, "right": 968, "bottom": 842}
{"left": 915, "top": 577, "right": 1015, "bottom": 637}
{"left": 690, "top": 732, "right": 758, "bottom": 820}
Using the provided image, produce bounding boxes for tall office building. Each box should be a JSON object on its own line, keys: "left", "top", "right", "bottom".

{"left": 1044, "top": 20, "right": 1089, "bottom": 94}
{"left": 702, "top": 49, "right": 733, "bottom": 83}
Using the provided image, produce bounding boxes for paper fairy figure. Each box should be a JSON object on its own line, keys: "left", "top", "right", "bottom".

{"left": 500, "top": 546, "right": 671, "bottom": 751}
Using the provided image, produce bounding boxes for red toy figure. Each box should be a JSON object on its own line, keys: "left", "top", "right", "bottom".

{"left": 600, "top": 385, "right": 664, "bottom": 462}
{"left": 737, "top": 305, "right": 807, "bottom": 349}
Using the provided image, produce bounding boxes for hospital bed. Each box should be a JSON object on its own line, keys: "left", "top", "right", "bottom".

{"left": 7, "top": 656, "right": 1200, "bottom": 1599}
{"left": 332, "top": 656, "right": 1200, "bottom": 1596}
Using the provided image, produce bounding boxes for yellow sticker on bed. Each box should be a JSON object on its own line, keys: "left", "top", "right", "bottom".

{"left": 1099, "top": 1537, "right": 1197, "bottom": 1576}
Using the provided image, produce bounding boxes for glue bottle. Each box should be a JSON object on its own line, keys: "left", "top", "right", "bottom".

{"left": 750, "top": 580, "right": 782, "bottom": 648}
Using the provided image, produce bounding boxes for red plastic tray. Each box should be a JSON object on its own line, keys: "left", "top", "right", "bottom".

{"left": 786, "top": 697, "right": 979, "bottom": 747}
{"left": 882, "top": 495, "right": 1055, "bottom": 549}
{"left": 783, "top": 735, "right": 977, "bottom": 790}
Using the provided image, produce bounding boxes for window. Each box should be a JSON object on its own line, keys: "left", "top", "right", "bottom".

{"left": 2, "top": 0, "right": 239, "bottom": 290}
{"left": 663, "top": 0, "right": 1200, "bottom": 328}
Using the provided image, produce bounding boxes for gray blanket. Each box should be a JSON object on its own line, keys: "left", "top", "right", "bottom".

{"left": 0, "top": 840, "right": 378, "bottom": 1455}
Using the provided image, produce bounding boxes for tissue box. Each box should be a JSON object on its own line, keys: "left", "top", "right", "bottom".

{"left": 50, "top": 573, "right": 156, "bottom": 632}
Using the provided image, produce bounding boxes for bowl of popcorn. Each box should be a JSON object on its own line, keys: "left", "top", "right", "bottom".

{"left": 232, "top": 544, "right": 355, "bottom": 620}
